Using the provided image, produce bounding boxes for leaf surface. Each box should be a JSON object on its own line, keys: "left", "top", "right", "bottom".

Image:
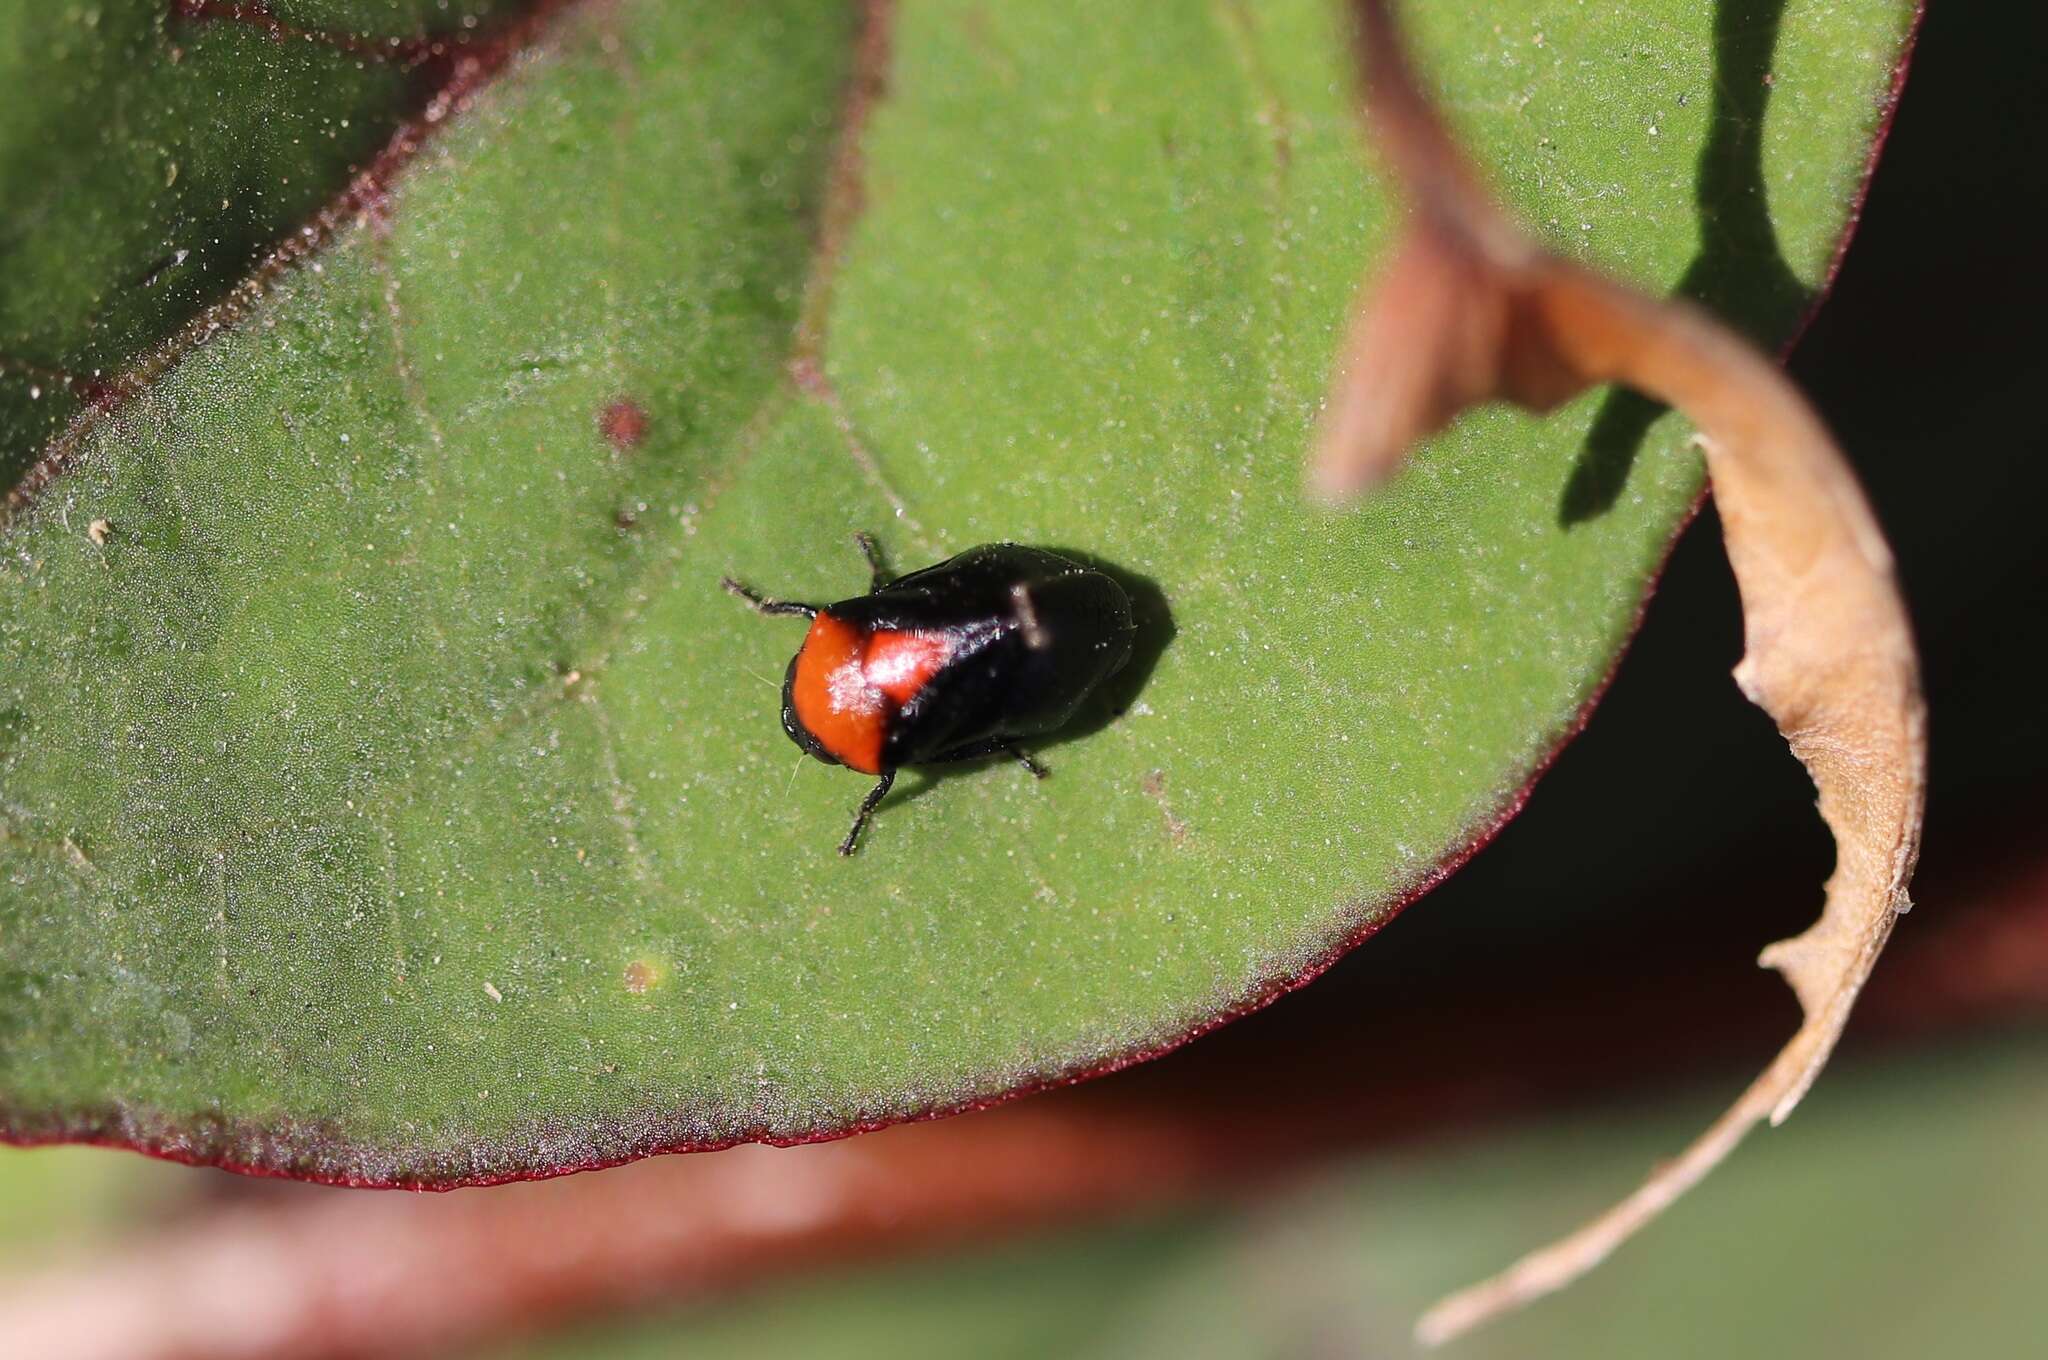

{"left": 0, "top": 0, "right": 523, "bottom": 486}
{"left": 0, "top": 0, "right": 1913, "bottom": 1182}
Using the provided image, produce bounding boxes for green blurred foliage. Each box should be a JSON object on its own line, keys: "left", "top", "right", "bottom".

{"left": 481, "top": 1033, "right": 2048, "bottom": 1360}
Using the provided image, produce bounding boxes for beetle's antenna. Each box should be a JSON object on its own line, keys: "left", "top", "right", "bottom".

{"left": 785, "top": 751, "right": 807, "bottom": 798}
{"left": 853, "top": 531, "right": 890, "bottom": 590}
{"left": 745, "top": 666, "right": 781, "bottom": 690}
{"left": 722, "top": 576, "right": 818, "bottom": 618}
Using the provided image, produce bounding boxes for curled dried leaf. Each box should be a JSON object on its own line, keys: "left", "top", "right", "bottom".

{"left": 1319, "top": 1, "right": 1927, "bottom": 1344}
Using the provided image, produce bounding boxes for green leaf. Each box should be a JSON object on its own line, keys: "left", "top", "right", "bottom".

{"left": 0, "top": 0, "right": 1913, "bottom": 1183}
{"left": 0, "top": 0, "right": 523, "bottom": 487}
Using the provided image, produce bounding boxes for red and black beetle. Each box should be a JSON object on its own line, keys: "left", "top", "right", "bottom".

{"left": 723, "top": 534, "right": 1136, "bottom": 855}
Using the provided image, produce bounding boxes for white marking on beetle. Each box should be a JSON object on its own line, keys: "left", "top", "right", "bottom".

{"left": 826, "top": 660, "right": 881, "bottom": 714}
{"left": 1012, "top": 584, "right": 1048, "bottom": 650}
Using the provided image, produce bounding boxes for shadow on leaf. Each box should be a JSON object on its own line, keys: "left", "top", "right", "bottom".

{"left": 1560, "top": 0, "right": 1812, "bottom": 525}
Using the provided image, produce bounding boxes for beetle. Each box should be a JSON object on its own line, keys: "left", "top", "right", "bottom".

{"left": 722, "top": 533, "right": 1136, "bottom": 855}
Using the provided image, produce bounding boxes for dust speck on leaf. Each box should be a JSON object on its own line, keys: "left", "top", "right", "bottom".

{"left": 61, "top": 837, "right": 96, "bottom": 875}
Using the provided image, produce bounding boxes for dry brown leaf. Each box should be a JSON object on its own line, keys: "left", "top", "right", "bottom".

{"left": 1317, "top": 2, "right": 1927, "bottom": 1344}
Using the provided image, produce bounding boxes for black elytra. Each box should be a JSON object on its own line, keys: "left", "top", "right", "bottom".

{"left": 722, "top": 534, "right": 1136, "bottom": 855}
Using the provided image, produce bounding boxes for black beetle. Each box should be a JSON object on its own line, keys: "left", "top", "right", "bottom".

{"left": 722, "top": 534, "right": 1135, "bottom": 854}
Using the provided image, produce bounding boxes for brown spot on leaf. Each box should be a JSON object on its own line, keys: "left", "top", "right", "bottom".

{"left": 598, "top": 399, "right": 650, "bottom": 450}
{"left": 1141, "top": 770, "right": 1191, "bottom": 847}
{"left": 622, "top": 960, "right": 661, "bottom": 995}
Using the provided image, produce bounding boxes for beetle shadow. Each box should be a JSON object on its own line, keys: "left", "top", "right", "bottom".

{"left": 884, "top": 548, "right": 1175, "bottom": 808}
{"left": 1558, "top": 0, "right": 1811, "bottom": 525}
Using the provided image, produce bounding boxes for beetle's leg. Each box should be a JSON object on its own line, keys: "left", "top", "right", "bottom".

{"left": 838, "top": 770, "right": 897, "bottom": 856}
{"left": 1005, "top": 745, "right": 1050, "bottom": 780}
{"left": 721, "top": 577, "right": 818, "bottom": 619}
{"left": 853, "top": 531, "right": 890, "bottom": 590}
